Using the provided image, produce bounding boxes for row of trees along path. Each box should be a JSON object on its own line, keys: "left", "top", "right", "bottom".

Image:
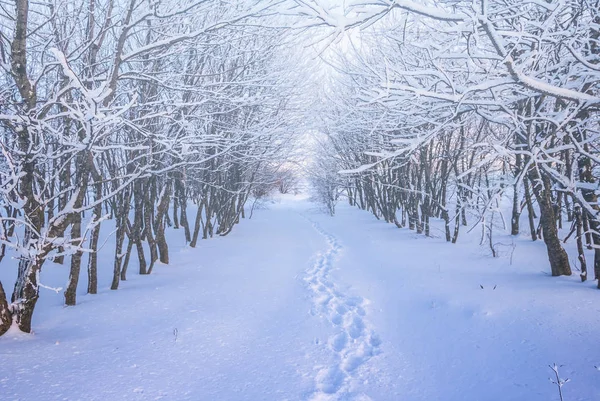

{"left": 306, "top": 0, "right": 600, "bottom": 287}
{"left": 0, "top": 0, "right": 303, "bottom": 335}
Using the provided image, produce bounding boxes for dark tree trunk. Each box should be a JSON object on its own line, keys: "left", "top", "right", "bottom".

{"left": 12, "top": 253, "right": 42, "bottom": 333}
{"left": 452, "top": 189, "right": 462, "bottom": 244}
{"left": 583, "top": 213, "right": 592, "bottom": 248}
{"left": 87, "top": 177, "right": 103, "bottom": 294}
{"left": 65, "top": 151, "right": 91, "bottom": 303}
{"left": 65, "top": 213, "right": 83, "bottom": 305}
{"left": 556, "top": 193, "right": 563, "bottom": 230}
{"left": 10, "top": 0, "right": 44, "bottom": 334}
{"left": 528, "top": 166, "right": 571, "bottom": 276}
{"left": 523, "top": 176, "right": 538, "bottom": 241}
{"left": 145, "top": 189, "right": 158, "bottom": 274}
{"left": 573, "top": 206, "right": 587, "bottom": 282}
{"left": 87, "top": 226, "right": 99, "bottom": 294}
{"left": 511, "top": 183, "right": 520, "bottom": 236}
{"left": 178, "top": 182, "right": 191, "bottom": 243}
{"left": 190, "top": 203, "right": 203, "bottom": 248}
{"left": 574, "top": 136, "right": 600, "bottom": 284}
{"left": 133, "top": 182, "right": 147, "bottom": 275}
{"left": 111, "top": 218, "right": 126, "bottom": 290}
{"left": 0, "top": 281, "right": 12, "bottom": 336}
{"left": 173, "top": 189, "right": 180, "bottom": 229}
{"left": 0, "top": 208, "right": 18, "bottom": 263}
{"left": 120, "top": 229, "right": 135, "bottom": 281}
{"left": 155, "top": 184, "right": 171, "bottom": 264}
{"left": 590, "top": 222, "right": 600, "bottom": 283}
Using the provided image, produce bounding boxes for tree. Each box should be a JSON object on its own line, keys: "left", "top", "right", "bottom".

{"left": 0, "top": 0, "right": 303, "bottom": 334}
{"left": 300, "top": 0, "right": 600, "bottom": 278}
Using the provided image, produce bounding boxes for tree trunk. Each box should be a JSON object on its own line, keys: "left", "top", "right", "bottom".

{"left": 528, "top": 166, "right": 571, "bottom": 276}
{"left": 111, "top": 218, "right": 126, "bottom": 290}
{"left": 120, "top": 231, "right": 135, "bottom": 281}
{"left": 133, "top": 182, "right": 147, "bottom": 275}
{"left": 10, "top": 0, "right": 43, "bottom": 334}
{"left": 178, "top": 182, "right": 191, "bottom": 243}
{"left": 452, "top": 189, "right": 462, "bottom": 244}
{"left": 523, "top": 176, "right": 538, "bottom": 241}
{"left": 87, "top": 184, "right": 103, "bottom": 295}
{"left": 173, "top": 189, "right": 180, "bottom": 229}
{"left": 583, "top": 213, "right": 592, "bottom": 248}
{"left": 190, "top": 203, "right": 203, "bottom": 248}
{"left": 87, "top": 225, "right": 99, "bottom": 294}
{"left": 511, "top": 182, "right": 520, "bottom": 235}
{"left": 145, "top": 189, "right": 158, "bottom": 274}
{"left": 573, "top": 206, "right": 587, "bottom": 282}
{"left": 65, "top": 212, "right": 83, "bottom": 305}
{"left": 155, "top": 184, "right": 171, "bottom": 264}
{"left": 0, "top": 281, "right": 12, "bottom": 336}
{"left": 11, "top": 254, "right": 42, "bottom": 333}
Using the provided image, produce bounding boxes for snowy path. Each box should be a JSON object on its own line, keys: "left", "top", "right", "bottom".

{"left": 0, "top": 197, "right": 383, "bottom": 401}
{"left": 0, "top": 200, "right": 325, "bottom": 400}
{"left": 302, "top": 216, "right": 381, "bottom": 400}
{"left": 1, "top": 196, "right": 600, "bottom": 401}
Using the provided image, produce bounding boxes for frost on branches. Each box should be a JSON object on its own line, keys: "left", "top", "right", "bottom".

{"left": 0, "top": 0, "right": 303, "bottom": 335}
{"left": 301, "top": 0, "right": 600, "bottom": 281}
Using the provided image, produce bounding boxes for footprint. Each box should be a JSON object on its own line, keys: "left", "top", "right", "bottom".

{"left": 329, "top": 332, "right": 348, "bottom": 352}
{"left": 317, "top": 294, "right": 332, "bottom": 308}
{"left": 346, "top": 297, "right": 364, "bottom": 307}
{"left": 356, "top": 342, "right": 378, "bottom": 359}
{"left": 341, "top": 354, "right": 364, "bottom": 372}
{"left": 368, "top": 332, "right": 382, "bottom": 348}
{"left": 336, "top": 304, "right": 348, "bottom": 315}
{"left": 346, "top": 315, "right": 365, "bottom": 339}
{"left": 315, "top": 366, "right": 346, "bottom": 394}
{"left": 330, "top": 313, "right": 343, "bottom": 326}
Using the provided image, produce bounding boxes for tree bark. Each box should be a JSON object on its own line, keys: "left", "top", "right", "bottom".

{"left": 132, "top": 182, "right": 147, "bottom": 275}
{"left": 523, "top": 177, "right": 538, "bottom": 241}
{"left": 511, "top": 182, "right": 520, "bottom": 235}
{"left": 87, "top": 173, "right": 103, "bottom": 294}
{"left": 145, "top": 186, "right": 158, "bottom": 274}
{"left": 10, "top": 0, "right": 44, "bottom": 333}
{"left": 154, "top": 183, "right": 171, "bottom": 264}
{"left": 0, "top": 281, "right": 12, "bottom": 336}
{"left": 528, "top": 165, "right": 572, "bottom": 276}
{"left": 573, "top": 206, "right": 587, "bottom": 282}
{"left": 64, "top": 213, "right": 83, "bottom": 306}
{"left": 12, "top": 254, "right": 42, "bottom": 333}
{"left": 190, "top": 203, "right": 203, "bottom": 248}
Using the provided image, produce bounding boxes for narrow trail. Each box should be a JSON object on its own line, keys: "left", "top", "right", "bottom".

{"left": 302, "top": 215, "right": 382, "bottom": 401}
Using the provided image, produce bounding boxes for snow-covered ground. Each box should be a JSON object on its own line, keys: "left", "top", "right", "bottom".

{"left": 1, "top": 196, "right": 599, "bottom": 401}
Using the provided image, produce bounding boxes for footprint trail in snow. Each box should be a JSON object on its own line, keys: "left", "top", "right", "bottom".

{"left": 303, "top": 217, "right": 381, "bottom": 401}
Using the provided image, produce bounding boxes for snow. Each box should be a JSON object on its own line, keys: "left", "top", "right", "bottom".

{"left": 1, "top": 195, "right": 599, "bottom": 400}
{"left": 313, "top": 203, "right": 600, "bottom": 401}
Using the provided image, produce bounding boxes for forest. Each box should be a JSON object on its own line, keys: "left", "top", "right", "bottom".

{"left": 308, "top": 0, "right": 600, "bottom": 283}
{"left": 1, "top": 0, "right": 599, "bottom": 341}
